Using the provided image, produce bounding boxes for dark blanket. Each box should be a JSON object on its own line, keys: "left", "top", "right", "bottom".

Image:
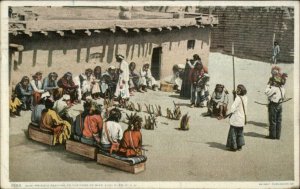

{"left": 98, "top": 148, "right": 147, "bottom": 165}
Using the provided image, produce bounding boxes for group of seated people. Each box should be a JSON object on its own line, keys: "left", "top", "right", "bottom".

{"left": 73, "top": 103, "right": 143, "bottom": 157}
{"left": 10, "top": 59, "right": 159, "bottom": 117}
{"left": 26, "top": 89, "right": 143, "bottom": 157}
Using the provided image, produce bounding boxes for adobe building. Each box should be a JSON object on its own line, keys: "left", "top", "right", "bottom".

{"left": 9, "top": 7, "right": 218, "bottom": 86}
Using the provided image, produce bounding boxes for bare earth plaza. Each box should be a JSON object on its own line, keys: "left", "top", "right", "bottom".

{"left": 1, "top": 4, "right": 299, "bottom": 189}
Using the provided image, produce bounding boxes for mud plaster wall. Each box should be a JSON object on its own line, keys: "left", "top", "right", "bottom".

{"left": 199, "top": 7, "right": 294, "bottom": 63}
{"left": 10, "top": 27, "right": 210, "bottom": 86}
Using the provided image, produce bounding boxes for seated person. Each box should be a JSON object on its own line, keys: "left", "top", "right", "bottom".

{"left": 40, "top": 98, "right": 71, "bottom": 145}
{"left": 81, "top": 100, "right": 103, "bottom": 146}
{"left": 170, "top": 64, "right": 185, "bottom": 92}
{"left": 53, "top": 94, "right": 73, "bottom": 124}
{"left": 92, "top": 66, "right": 102, "bottom": 99}
{"left": 76, "top": 68, "right": 100, "bottom": 100}
{"left": 10, "top": 89, "right": 22, "bottom": 117}
{"left": 100, "top": 108, "right": 123, "bottom": 152}
{"left": 15, "top": 76, "right": 33, "bottom": 111}
{"left": 31, "top": 92, "right": 50, "bottom": 125}
{"left": 118, "top": 113, "right": 143, "bottom": 157}
{"left": 140, "top": 63, "right": 158, "bottom": 91}
{"left": 42, "top": 72, "right": 63, "bottom": 101}
{"left": 129, "top": 62, "right": 142, "bottom": 94}
{"left": 30, "top": 72, "right": 45, "bottom": 107}
{"left": 72, "top": 101, "right": 89, "bottom": 141}
{"left": 101, "top": 66, "right": 118, "bottom": 99}
{"left": 57, "top": 72, "right": 79, "bottom": 103}
{"left": 207, "top": 84, "right": 229, "bottom": 120}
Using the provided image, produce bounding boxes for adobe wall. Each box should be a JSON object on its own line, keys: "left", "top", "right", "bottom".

{"left": 9, "top": 27, "right": 211, "bottom": 86}
{"left": 198, "top": 7, "right": 294, "bottom": 63}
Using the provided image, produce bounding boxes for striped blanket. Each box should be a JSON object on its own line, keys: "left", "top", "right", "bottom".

{"left": 98, "top": 148, "right": 147, "bottom": 165}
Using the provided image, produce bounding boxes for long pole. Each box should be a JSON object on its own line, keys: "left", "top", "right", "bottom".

{"left": 232, "top": 42, "right": 235, "bottom": 100}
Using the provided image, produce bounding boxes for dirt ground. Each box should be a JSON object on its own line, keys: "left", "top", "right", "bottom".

{"left": 8, "top": 52, "right": 295, "bottom": 183}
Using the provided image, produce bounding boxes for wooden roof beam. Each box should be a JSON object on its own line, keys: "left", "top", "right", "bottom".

{"left": 166, "top": 26, "right": 172, "bottom": 31}
{"left": 12, "top": 31, "right": 18, "bottom": 36}
{"left": 176, "top": 26, "right": 181, "bottom": 30}
{"left": 110, "top": 28, "right": 116, "bottom": 33}
{"left": 9, "top": 43, "right": 24, "bottom": 51}
{"left": 85, "top": 30, "right": 91, "bottom": 36}
{"left": 157, "top": 27, "right": 162, "bottom": 32}
{"left": 57, "top": 30, "right": 64, "bottom": 36}
{"left": 145, "top": 28, "right": 151, "bottom": 32}
{"left": 41, "top": 31, "right": 48, "bottom": 36}
{"left": 121, "top": 27, "right": 128, "bottom": 33}
{"left": 71, "top": 30, "right": 76, "bottom": 34}
{"left": 133, "top": 28, "right": 139, "bottom": 33}
{"left": 24, "top": 30, "right": 32, "bottom": 37}
{"left": 94, "top": 30, "right": 101, "bottom": 33}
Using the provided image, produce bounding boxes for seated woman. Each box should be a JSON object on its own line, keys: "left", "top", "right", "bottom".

{"left": 15, "top": 76, "right": 33, "bottom": 111}
{"left": 57, "top": 72, "right": 79, "bottom": 103}
{"left": 100, "top": 108, "right": 123, "bottom": 153}
{"left": 42, "top": 72, "right": 63, "bottom": 101}
{"left": 207, "top": 84, "right": 229, "bottom": 120}
{"left": 81, "top": 100, "right": 103, "bottom": 146}
{"left": 40, "top": 98, "right": 71, "bottom": 145}
{"left": 118, "top": 113, "right": 143, "bottom": 157}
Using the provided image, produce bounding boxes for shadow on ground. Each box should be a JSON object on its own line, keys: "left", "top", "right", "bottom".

{"left": 206, "top": 142, "right": 227, "bottom": 151}
{"left": 247, "top": 121, "right": 268, "bottom": 128}
{"left": 244, "top": 132, "right": 266, "bottom": 139}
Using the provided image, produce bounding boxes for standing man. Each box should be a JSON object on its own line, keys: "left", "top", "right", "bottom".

{"left": 265, "top": 78, "right": 285, "bottom": 140}
{"left": 272, "top": 41, "right": 280, "bottom": 64}
{"left": 226, "top": 84, "right": 247, "bottom": 151}
{"left": 114, "top": 54, "right": 130, "bottom": 99}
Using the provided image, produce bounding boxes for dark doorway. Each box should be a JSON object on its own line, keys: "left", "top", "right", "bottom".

{"left": 151, "top": 47, "right": 162, "bottom": 80}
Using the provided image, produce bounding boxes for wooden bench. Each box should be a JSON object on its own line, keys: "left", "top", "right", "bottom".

{"left": 28, "top": 123, "right": 54, "bottom": 146}
{"left": 65, "top": 140, "right": 97, "bottom": 160}
{"left": 97, "top": 153, "right": 145, "bottom": 174}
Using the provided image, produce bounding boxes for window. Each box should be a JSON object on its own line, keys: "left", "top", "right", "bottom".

{"left": 187, "top": 40, "right": 195, "bottom": 50}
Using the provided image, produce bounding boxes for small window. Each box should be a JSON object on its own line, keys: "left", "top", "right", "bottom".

{"left": 187, "top": 40, "right": 195, "bottom": 50}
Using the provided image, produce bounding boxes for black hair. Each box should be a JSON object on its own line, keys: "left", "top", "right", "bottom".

{"left": 193, "top": 54, "right": 201, "bottom": 61}
{"left": 107, "top": 108, "right": 122, "bottom": 122}
{"left": 237, "top": 84, "right": 247, "bottom": 96}
{"left": 45, "top": 98, "right": 54, "bottom": 110}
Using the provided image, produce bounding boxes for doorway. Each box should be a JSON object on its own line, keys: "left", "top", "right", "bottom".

{"left": 151, "top": 47, "right": 162, "bottom": 80}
